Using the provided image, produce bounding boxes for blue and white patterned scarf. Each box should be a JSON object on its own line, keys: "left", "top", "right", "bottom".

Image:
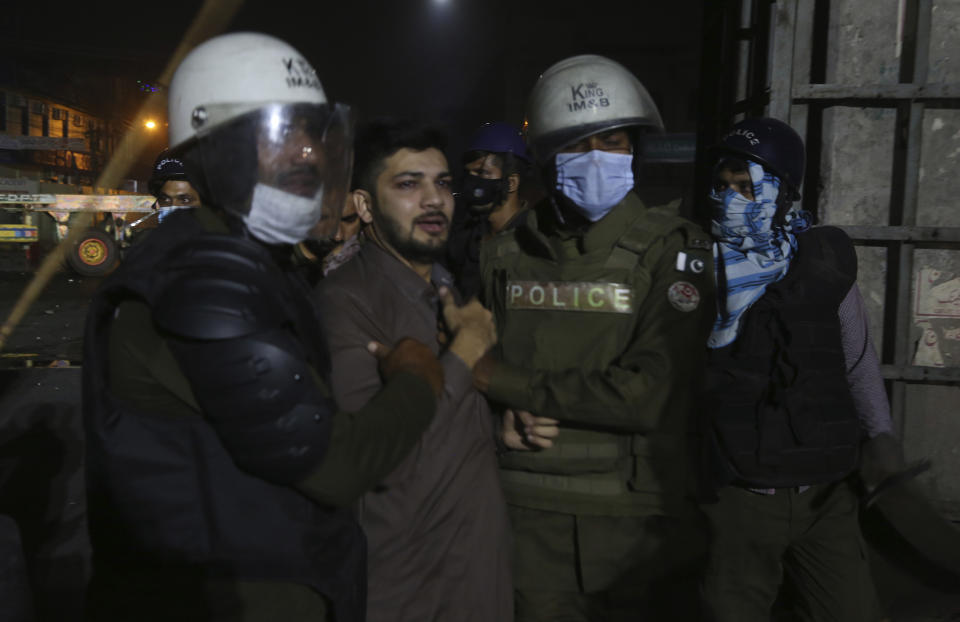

{"left": 708, "top": 161, "right": 811, "bottom": 348}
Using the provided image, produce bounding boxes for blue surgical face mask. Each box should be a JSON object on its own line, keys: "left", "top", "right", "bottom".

{"left": 555, "top": 150, "right": 634, "bottom": 221}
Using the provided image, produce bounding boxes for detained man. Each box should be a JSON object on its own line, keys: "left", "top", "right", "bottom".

{"left": 315, "top": 120, "right": 524, "bottom": 622}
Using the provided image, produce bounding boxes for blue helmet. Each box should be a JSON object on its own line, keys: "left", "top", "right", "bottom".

{"left": 714, "top": 117, "right": 805, "bottom": 201}
{"left": 466, "top": 122, "right": 529, "bottom": 161}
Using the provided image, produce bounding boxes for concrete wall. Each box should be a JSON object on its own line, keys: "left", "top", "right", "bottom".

{"left": 912, "top": 0, "right": 960, "bottom": 518}
{"left": 819, "top": 0, "right": 900, "bottom": 350}
{"left": 817, "top": 0, "right": 960, "bottom": 518}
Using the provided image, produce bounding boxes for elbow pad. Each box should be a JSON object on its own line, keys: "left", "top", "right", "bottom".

{"left": 152, "top": 234, "right": 335, "bottom": 484}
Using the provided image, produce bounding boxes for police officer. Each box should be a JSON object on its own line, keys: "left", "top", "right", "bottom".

{"left": 700, "top": 118, "right": 891, "bottom": 621}
{"left": 477, "top": 55, "right": 716, "bottom": 621}
{"left": 147, "top": 149, "right": 201, "bottom": 222}
{"left": 82, "top": 33, "right": 445, "bottom": 622}
{"left": 447, "top": 121, "right": 531, "bottom": 299}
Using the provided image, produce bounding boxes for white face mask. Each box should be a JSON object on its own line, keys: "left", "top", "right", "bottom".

{"left": 242, "top": 182, "right": 325, "bottom": 245}
{"left": 555, "top": 150, "right": 635, "bottom": 221}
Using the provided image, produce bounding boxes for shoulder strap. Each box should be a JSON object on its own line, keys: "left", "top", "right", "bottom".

{"left": 605, "top": 206, "right": 699, "bottom": 270}
{"left": 492, "top": 233, "right": 522, "bottom": 259}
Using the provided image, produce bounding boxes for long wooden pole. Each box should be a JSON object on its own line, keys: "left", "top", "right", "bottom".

{"left": 0, "top": 0, "right": 244, "bottom": 352}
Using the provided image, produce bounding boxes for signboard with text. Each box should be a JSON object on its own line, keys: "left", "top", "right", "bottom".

{"left": 0, "top": 194, "right": 155, "bottom": 212}
{"left": 639, "top": 133, "right": 697, "bottom": 163}
{"left": 0, "top": 178, "right": 38, "bottom": 193}
{"left": 0, "top": 135, "right": 88, "bottom": 152}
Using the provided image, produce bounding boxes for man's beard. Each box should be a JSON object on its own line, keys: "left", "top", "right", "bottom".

{"left": 371, "top": 204, "right": 449, "bottom": 264}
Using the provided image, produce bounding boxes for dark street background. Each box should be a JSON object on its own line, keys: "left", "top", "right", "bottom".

{"left": 0, "top": 0, "right": 705, "bottom": 183}
{"left": 0, "top": 272, "right": 96, "bottom": 365}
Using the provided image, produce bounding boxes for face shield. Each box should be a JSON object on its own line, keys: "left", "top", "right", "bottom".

{"left": 182, "top": 102, "right": 354, "bottom": 245}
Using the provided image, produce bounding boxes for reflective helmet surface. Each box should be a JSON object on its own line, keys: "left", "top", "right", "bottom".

{"left": 466, "top": 122, "right": 529, "bottom": 161}
{"left": 525, "top": 54, "right": 664, "bottom": 163}
{"left": 168, "top": 32, "right": 328, "bottom": 149}
{"left": 715, "top": 117, "right": 805, "bottom": 201}
{"left": 165, "top": 32, "right": 353, "bottom": 241}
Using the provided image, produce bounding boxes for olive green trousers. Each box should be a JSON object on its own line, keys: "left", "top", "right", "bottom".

{"left": 509, "top": 505, "right": 707, "bottom": 622}
{"left": 702, "top": 482, "right": 881, "bottom": 622}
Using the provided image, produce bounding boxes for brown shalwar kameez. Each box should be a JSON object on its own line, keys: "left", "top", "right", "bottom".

{"left": 315, "top": 242, "right": 512, "bottom": 622}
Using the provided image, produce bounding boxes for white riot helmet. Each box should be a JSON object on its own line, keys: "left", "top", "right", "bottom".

{"left": 525, "top": 54, "right": 663, "bottom": 163}
{"left": 167, "top": 32, "right": 353, "bottom": 244}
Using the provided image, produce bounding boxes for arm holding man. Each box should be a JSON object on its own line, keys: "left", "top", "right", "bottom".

{"left": 440, "top": 286, "right": 558, "bottom": 451}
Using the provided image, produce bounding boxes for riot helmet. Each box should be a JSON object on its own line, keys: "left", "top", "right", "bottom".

{"left": 524, "top": 55, "right": 663, "bottom": 222}
{"left": 712, "top": 117, "right": 805, "bottom": 201}
{"left": 461, "top": 122, "right": 529, "bottom": 212}
{"left": 525, "top": 54, "right": 663, "bottom": 164}
{"left": 167, "top": 32, "right": 353, "bottom": 244}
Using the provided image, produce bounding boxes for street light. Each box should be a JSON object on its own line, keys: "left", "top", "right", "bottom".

{"left": 144, "top": 119, "right": 158, "bottom": 130}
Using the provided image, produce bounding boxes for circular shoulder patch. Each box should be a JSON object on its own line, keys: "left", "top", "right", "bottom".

{"left": 667, "top": 281, "right": 700, "bottom": 312}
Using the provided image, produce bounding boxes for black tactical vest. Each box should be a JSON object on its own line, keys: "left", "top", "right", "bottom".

{"left": 82, "top": 209, "right": 365, "bottom": 621}
{"left": 703, "top": 226, "right": 862, "bottom": 490}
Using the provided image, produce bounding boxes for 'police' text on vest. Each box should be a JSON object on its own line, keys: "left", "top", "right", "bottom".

{"left": 506, "top": 281, "right": 635, "bottom": 313}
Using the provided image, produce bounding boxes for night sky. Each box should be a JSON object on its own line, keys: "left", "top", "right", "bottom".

{"left": 1, "top": 0, "right": 705, "bottom": 175}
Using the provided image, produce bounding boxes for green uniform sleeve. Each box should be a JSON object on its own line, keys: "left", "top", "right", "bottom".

{"left": 484, "top": 230, "right": 715, "bottom": 433}
{"left": 295, "top": 371, "right": 436, "bottom": 507}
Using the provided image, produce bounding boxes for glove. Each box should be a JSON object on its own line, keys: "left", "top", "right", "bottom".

{"left": 371, "top": 337, "right": 444, "bottom": 397}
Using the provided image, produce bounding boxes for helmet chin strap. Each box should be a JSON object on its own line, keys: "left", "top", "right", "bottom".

{"left": 547, "top": 192, "right": 593, "bottom": 229}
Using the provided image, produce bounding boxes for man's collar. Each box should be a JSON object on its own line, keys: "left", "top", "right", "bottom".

{"left": 362, "top": 242, "right": 454, "bottom": 305}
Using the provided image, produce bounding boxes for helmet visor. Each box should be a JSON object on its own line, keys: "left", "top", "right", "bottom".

{"left": 186, "top": 102, "right": 354, "bottom": 241}
{"left": 256, "top": 102, "right": 353, "bottom": 239}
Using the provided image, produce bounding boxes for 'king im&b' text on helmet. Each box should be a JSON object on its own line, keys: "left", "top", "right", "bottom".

{"left": 524, "top": 54, "right": 664, "bottom": 164}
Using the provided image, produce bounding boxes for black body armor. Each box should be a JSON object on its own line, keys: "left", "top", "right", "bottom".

{"left": 82, "top": 208, "right": 365, "bottom": 621}
{"left": 703, "top": 226, "right": 862, "bottom": 491}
